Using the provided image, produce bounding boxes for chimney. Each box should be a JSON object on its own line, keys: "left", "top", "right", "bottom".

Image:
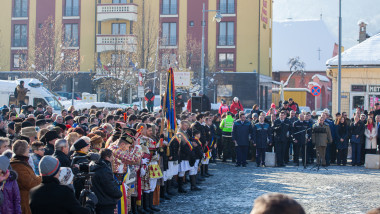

{"left": 358, "top": 21, "right": 367, "bottom": 43}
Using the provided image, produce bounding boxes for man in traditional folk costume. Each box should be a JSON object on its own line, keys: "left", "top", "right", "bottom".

{"left": 190, "top": 130, "right": 202, "bottom": 191}
{"left": 108, "top": 128, "right": 143, "bottom": 214}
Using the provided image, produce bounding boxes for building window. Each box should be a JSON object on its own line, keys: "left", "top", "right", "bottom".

{"left": 13, "top": 24, "right": 28, "bottom": 47}
{"left": 218, "top": 22, "right": 234, "bottom": 46}
{"left": 113, "top": 0, "right": 127, "bottom": 3}
{"left": 65, "top": 0, "right": 79, "bottom": 16}
{"left": 162, "top": 0, "right": 177, "bottom": 15}
{"left": 13, "top": 0, "right": 28, "bottom": 17}
{"left": 219, "top": 0, "right": 235, "bottom": 14}
{"left": 218, "top": 53, "right": 234, "bottom": 68}
{"left": 112, "top": 23, "right": 127, "bottom": 35}
{"left": 13, "top": 54, "right": 26, "bottom": 68}
{"left": 130, "top": 21, "right": 133, "bottom": 34}
{"left": 162, "top": 23, "right": 177, "bottom": 46}
{"left": 64, "top": 24, "right": 79, "bottom": 47}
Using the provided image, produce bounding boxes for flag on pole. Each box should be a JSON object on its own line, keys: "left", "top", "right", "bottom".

{"left": 163, "top": 68, "right": 177, "bottom": 141}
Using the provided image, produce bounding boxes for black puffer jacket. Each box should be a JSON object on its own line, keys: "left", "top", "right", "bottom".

{"left": 91, "top": 158, "right": 122, "bottom": 206}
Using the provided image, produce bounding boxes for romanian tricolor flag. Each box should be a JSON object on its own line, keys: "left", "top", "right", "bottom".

{"left": 209, "top": 137, "right": 215, "bottom": 148}
{"left": 163, "top": 68, "right": 177, "bottom": 141}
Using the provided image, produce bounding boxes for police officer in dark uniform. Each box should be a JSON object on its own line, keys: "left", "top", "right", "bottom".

{"left": 291, "top": 113, "right": 310, "bottom": 166}
{"left": 286, "top": 110, "right": 298, "bottom": 163}
{"left": 272, "top": 111, "right": 291, "bottom": 167}
{"left": 252, "top": 113, "right": 272, "bottom": 167}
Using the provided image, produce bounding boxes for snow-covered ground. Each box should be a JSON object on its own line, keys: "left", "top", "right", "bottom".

{"left": 159, "top": 162, "right": 380, "bottom": 214}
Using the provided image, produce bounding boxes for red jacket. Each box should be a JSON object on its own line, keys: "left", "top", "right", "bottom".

{"left": 219, "top": 104, "right": 230, "bottom": 115}
{"left": 187, "top": 99, "right": 192, "bottom": 112}
{"left": 230, "top": 101, "right": 244, "bottom": 115}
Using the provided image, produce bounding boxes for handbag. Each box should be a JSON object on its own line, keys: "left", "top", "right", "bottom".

{"left": 350, "top": 135, "right": 361, "bottom": 144}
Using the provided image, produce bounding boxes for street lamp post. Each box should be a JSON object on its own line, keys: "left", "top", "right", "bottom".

{"left": 338, "top": 0, "right": 342, "bottom": 113}
{"left": 201, "top": 3, "right": 222, "bottom": 93}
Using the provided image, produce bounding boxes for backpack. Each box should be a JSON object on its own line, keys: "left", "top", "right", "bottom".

{"left": 14, "top": 87, "right": 18, "bottom": 98}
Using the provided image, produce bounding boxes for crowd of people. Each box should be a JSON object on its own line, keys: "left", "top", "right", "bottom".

{"left": 0, "top": 91, "right": 379, "bottom": 214}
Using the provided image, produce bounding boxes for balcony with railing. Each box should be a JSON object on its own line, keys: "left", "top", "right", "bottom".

{"left": 218, "top": 35, "right": 235, "bottom": 47}
{"left": 97, "top": 4, "right": 138, "bottom": 22}
{"left": 96, "top": 35, "right": 137, "bottom": 53}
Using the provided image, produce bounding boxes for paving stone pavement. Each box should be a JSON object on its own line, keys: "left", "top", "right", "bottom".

{"left": 158, "top": 161, "right": 380, "bottom": 214}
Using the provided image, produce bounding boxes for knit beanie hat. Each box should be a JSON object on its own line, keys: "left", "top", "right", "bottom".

{"left": 0, "top": 155, "right": 10, "bottom": 173}
{"left": 39, "top": 156, "right": 61, "bottom": 177}
{"left": 21, "top": 127, "right": 37, "bottom": 138}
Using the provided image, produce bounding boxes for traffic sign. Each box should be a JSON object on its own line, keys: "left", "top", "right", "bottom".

{"left": 311, "top": 86, "right": 321, "bottom": 96}
{"left": 138, "top": 86, "right": 145, "bottom": 98}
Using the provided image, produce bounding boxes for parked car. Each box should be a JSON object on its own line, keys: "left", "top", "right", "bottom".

{"left": 55, "top": 91, "right": 82, "bottom": 100}
{"left": 299, "top": 106, "right": 311, "bottom": 113}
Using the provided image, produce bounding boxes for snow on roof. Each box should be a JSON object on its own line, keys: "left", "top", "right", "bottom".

{"left": 312, "top": 74, "right": 330, "bottom": 82}
{"left": 308, "top": 82, "right": 321, "bottom": 87}
{"left": 357, "top": 19, "right": 368, "bottom": 25}
{"left": 326, "top": 33, "right": 380, "bottom": 66}
{"left": 272, "top": 19, "right": 337, "bottom": 72}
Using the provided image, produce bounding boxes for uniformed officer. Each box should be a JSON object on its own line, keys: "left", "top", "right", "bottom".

{"left": 272, "top": 111, "right": 291, "bottom": 167}
{"left": 252, "top": 113, "right": 272, "bottom": 167}
{"left": 291, "top": 113, "right": 310, "bottom": 166}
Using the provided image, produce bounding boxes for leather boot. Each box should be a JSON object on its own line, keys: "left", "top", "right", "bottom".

{"left": 205, "top": 164, "right": 213, "bottom": 176}
{"left": 178, "top": 176, "right": 187, "bottom": 193}
{"left": 202, "top": 165, "right": 209, "bottom": 177}
{"left": 149, "top": 192, "right": 160, "bottom": 212}
{"left": 142, "top": 193, "right": 154, "bottom": 214}
{"left": 190, "top": 175, "right": 202, "bottom": 191}
{"left": 166, "top": 180, "right": 176, "bottom": 196}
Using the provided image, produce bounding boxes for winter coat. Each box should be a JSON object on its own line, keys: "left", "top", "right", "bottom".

{"left": 30, "top": 176, "right": 91, "bottom": 214}
{"left": 145, "top": 91, "right": 155, "bottom": 107}
{"left": 232, "top": 120, "right": 253, "bottom": 146}
{"left": 325, "top": 119, "right": 337, "bottom": 140}
{"left": 291, "top": 120, "right": 309, "bottom": 145}
{"left": 10, "top": 156, "right": 42, "bottom": 214}
{"left": 350, "top": 121, "right": 365, "bottom": 144}
{"left": 91, "top": 158, "right": 122, "bottom": 206}
{"left": 44, "top": 143, "right": 55, "bottom": 156}
{"left": 312, "top": 123, "right": 333, "bottom": 147}
{"left": 272, "top": 118, "right": 291, "bottom": 143}
{"left": 219, "top": 105, "right": 229, "bottom": 115}
{"left": 252, "top": 123, "right": 272, "bottom": 148}
{"left": 289, "top": 102, "right": 300, "bottom": 113}
{"left": 336, "top": 123, "right": 349, "bottom": 149}
{"left": 71, "top": 152, "right": 88, "bottom": 199}
{"left": 191, "top": 122, "right": 207, "bottom": 145}
{"left": 364, "top": 126, "right": 377, "bottom": 149}
{"left": 168, "top": 136, "right": 180, "bottom": 161}
{"left": 30, "top": 153, "right": 42, "bottom": 175}
{"left": 0, "top": 170, "right": 22, "bottom": 214}
{"left": 186, "top": 98, "right": 192, "bottom": 112}
{"left": 53, "top": 150, "right": 71, "bottom": 167}
{"left": 178, "top": 131, "right": 193, "bottom": 162}
{"left": 16, "top": 85, "right": 28, "bottom": 102}
{"left": 230, "top": 101, "right": 243, "bottom": 115}
{"left": 175, "top": 98, "right": 185, "bottom": 116}
{"left": 201, "top": 95, "right": 211, "bottom": 112}
{"left": 214, "top": 121, "right": 222, "bottom": 140}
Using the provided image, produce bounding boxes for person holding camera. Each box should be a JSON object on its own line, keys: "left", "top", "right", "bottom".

{"left": 71, "top": 139, "right": 91, "bottom": 199}
{"left": 91, "top": 149, "right": 122, "bottom": 214}
{"left": 30, "top": 156, "right": 97, "bottom": 214}
{"left": 312, "top": 116, "right": 333, "bottom": 166}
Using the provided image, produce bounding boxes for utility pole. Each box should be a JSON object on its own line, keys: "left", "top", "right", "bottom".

{"left": 338, "top": 0, "right": 342, "bottom": 113}
{"left": 257, "top": 0, "right": 261, "bottom": 106}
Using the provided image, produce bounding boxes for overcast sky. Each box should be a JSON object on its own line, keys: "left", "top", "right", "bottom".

{"left": 273, "top": 0, "right": 380, "bottom": 49}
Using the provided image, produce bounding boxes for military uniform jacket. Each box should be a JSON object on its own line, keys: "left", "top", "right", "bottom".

{"left": 252, "top": 123, "right": 272, "bottom": 148}
{"left": 177, "top": 130, "right": 193, "bottom": 162}
{"left": 292, "top": 120, "right": 310, "bottom": 145}
{"left": 191, "top": 121, "right": 207, "bottom": 145}
{"left": 272, "top": 118, "right": 291, "bottom": 143}
{"left": 312, "top": 123, "right": 333, "bottom": 147}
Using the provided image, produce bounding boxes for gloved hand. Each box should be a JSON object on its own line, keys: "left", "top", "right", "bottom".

{"left": 85, "top": 191, "right": 98, "bottom": 206}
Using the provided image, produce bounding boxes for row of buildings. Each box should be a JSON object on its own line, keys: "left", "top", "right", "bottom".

{"left": 0, "top": 0, "right": 273, "bottom": 108}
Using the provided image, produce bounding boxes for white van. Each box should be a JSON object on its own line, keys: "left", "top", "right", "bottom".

{"left": 0, "top": 78, "right": 63, "bottom": 112}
